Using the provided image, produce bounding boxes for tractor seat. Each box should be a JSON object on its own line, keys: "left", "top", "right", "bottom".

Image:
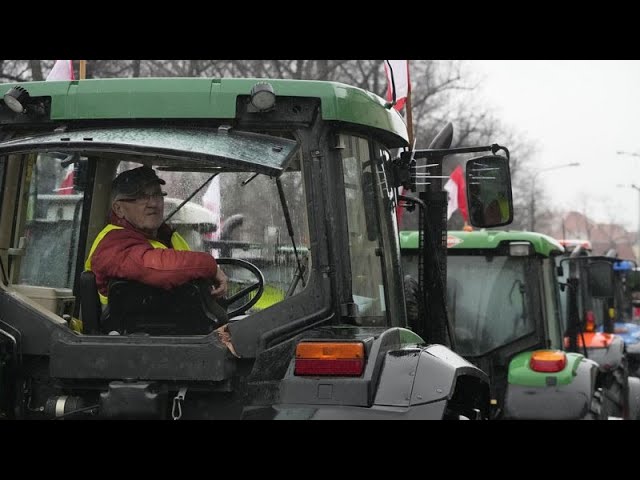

{"left": 79, "top": 271, "right": 103, "bottom": 335}
{"left": 101, "top": 278, "right": 228, "bottom": 336}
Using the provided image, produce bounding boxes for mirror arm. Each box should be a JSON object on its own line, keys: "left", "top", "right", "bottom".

{"left": 389, "top": 154, "right": 415, "bottom": 190}
{"left": 491, "top": 144, "right": 510, "bottom": 161}
{"left": 407, "top": 143, "right": 508, "bottom": 161}
{"left": 398, "top": 194, "right": 425, "bottom": 213}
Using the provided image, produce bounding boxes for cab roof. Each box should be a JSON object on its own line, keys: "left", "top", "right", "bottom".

{"left": 399, "top": 229, "right": 565, "bottom": 257}
{"left": 0, "top": 77, "right": 409, "bottom": 147}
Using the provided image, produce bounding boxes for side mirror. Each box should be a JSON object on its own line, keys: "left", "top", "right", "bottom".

{"left": 465, "top": 155, "right": 513, "bottom": 228}
{"left": 628, "top": 269, "right": 640, "bottom": 293}
{"left": 588, "top": 261, "right": 615, "bottom": 298}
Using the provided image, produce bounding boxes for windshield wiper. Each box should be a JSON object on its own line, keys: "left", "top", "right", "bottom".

{"left": 508, "top": 279, "right": 526, "bottom": 305}
{"left": 276, "top": 177, "right": 306, "bottom": 293}
{"left": 164, "top": 173, "right": 220, "bottom": 224}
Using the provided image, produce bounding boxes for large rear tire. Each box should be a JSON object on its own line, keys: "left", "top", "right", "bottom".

{"left": 585, "top": 389, "right": 605, "bottom": 420}
{"left": 599, "top": 362, "right": 629, "bottom": 419}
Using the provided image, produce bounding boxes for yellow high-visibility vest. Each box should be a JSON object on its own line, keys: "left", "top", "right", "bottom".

{"left": 84, "top": 224, "right": 190, "bottom": 305}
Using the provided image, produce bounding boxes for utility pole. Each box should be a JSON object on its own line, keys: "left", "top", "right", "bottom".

{"left": 529, "top": 163, "right": 580, "bottom": 232}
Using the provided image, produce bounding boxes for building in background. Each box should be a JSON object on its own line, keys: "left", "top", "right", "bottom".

{"left": 542, "top": 210, "right": 638, "bottom": 260}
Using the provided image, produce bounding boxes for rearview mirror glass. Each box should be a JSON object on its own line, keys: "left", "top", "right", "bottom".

{"left": 628, "top": 269, "right": 640, "bottom": 293}
{"left": 465, "top": 155, "right": 513, "bottom": 228}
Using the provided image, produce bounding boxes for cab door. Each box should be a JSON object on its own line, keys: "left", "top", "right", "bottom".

{"left": 0, "top": 322, "right": 21, "bottom": 419}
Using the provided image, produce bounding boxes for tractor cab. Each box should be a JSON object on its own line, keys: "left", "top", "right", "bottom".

{"left": 441, "top": 230, "right": 586, "bottom": 419}
{"left": 419, "top": 230, "right": 640, "bottom": 420}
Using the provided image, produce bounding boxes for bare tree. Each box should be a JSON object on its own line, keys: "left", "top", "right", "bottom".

{"left": 0, "top": 59, "right": 540, "bottom": 230}
{"left": 0, "top": 60, "right": 37, "bottom": 82}
{"left": 29, "top": 61, "right": 44, "bottom": 81}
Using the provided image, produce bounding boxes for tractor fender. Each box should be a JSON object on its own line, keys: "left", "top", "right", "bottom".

{"left": 374, "top": 343, "right": 489, "bottom": 408}
{"left": 408, "top": 344, "right": 490, "bottom": 418}
{"left": 587, "top": 335, "right": 625, "bottom": 372}
{"left": 373, "top": 348, "right": 423, "bottom": 407}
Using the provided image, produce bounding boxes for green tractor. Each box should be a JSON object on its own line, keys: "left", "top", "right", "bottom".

{"left": 555, "top": 241, "right": 640, "bottom": 419}
{"left": 0, "top": 77, "right": 514, "bottom": 419}
{"left": 401, "top": 229, "right": 640, "bottom": 419}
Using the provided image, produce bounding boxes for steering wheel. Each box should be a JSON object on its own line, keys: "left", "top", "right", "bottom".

{"left": 215, "top": 258, "right": 265, "bottom": 318}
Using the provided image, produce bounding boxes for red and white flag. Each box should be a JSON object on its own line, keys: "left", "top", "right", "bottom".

{"left": 396, "top": 186, "right": 406, "bottom": 227}
{"left": 46, "top": 60, "right": 75, "bottom": 81}
{"left": 443, "top": 165, "right": 469, "bottom": 222}
{"left": 55, "top": 164, "right": 75, "bottom": 195}
{"left": 384, "top": 60, "right": 410, "bottom": 112}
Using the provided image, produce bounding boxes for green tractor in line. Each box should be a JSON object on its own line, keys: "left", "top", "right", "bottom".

{"left": 0, "top": 76, "right": 514, "bottom": 419}
{"left": 401, "top": 229, "right": 640, "bottom": 419}
{"left": 555, "top": 241, "right": 640, "bottom": 419}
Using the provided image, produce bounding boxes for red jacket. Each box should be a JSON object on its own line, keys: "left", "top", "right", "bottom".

{"left": 89, "top": 212, "right": 218, "bottom": 298}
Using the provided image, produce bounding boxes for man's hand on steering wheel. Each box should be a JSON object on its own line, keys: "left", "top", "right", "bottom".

{"left": 211, "top": 267, "right": 228, "bottom": 298}
{"left": 213, "top": 258, "right": 265, "bottom": 318}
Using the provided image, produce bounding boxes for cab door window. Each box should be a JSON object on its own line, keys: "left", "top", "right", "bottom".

{"left": 18, "top": 153, "right": 85, "bottom": 289}
{"left": 340, "top": 134, "right": 387, "bottom": 326}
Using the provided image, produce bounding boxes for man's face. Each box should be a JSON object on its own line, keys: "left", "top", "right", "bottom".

{"left": 113, "top": 183, "right": 165, "bottom": 234}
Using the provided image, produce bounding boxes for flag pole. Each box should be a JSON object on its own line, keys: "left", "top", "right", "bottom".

{"left": 396, "top": 61, "right": 414, "bottom": 229}
{"left": 79, "top": 60, "right": 87, "bottom": 80}
{"left": 405, "top": 61, "right": 415, "bottom": 149}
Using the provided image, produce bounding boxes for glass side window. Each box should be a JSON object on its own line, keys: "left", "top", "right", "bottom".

{"left": 556, "top": 255, "right": 603, "bottom": 332}
{"left": 340, "top": 134, "right": 386, "bottom": 326}
{"left": 447, "top": 255, "right": 536, "bottom": 356}
{"left": 18, "top": 153, "right": 85, "bottom": 289}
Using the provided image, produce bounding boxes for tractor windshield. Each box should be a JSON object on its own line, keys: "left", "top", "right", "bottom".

{"left": 447, "top": 255, "right": 536, "bottom": 356}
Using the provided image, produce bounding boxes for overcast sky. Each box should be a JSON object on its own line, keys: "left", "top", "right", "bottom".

{"left": 465, "top": 60, "right": 640, "bottom": 233}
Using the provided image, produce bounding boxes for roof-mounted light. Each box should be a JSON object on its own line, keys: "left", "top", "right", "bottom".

{"left": 558, "top": 239, "right": 592, "bottom": 252}
{"left": 530, "top": 350, "right": 567, "bottom": 373}
{"left": 3, "top": 86, "right": 30, "bottom": 114}
{"left": 509, "top": 241, "right": 532, "bottom": 257}
{"left": 614, "top": 260, "right": 634, "bottom": 271}
{"left": 249, "top": 82, "right": 276, "bottom": 112}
